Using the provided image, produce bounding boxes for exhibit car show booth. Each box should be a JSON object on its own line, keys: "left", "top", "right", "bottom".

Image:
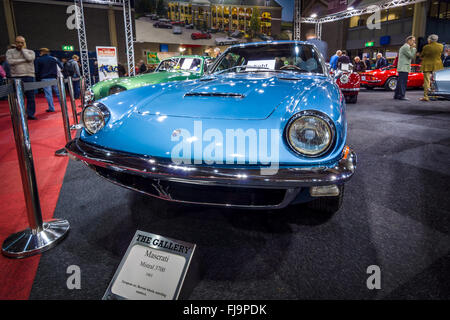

{"left": 0, "top": 0, "right": 449, "bottom": 305}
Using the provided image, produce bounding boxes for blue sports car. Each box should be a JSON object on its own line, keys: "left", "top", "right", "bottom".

{"left": 66, "top": 41, "right": 356, "bottom": 214}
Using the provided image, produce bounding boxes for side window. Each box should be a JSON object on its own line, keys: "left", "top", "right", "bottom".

{"left": 215, "top": 53, "right": 243, "bottom": 72}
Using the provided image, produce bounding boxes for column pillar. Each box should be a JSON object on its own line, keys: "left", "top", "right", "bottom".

{"left": 3, "top": 0, "right": 17, "bottom": 45}
{"left": 108, "top": 6, "right": 118, "bottom": 48}
{"left": 412, "top": 1, "right": 427, "bottom": 39}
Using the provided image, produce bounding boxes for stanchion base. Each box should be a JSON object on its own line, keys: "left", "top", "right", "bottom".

{"left": 55, "top": 148, "right": 68, "bottom": 156}
{"left": 2, "top": 219, "right": 70, "bottom": 259}
{"left": 70, "top": 124, "right": 82, "bottom": 130}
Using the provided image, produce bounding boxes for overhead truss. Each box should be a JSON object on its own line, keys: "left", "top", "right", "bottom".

{"left": 73, "top": 0, "right": 136, "bottom": 87}
{"left": 294, "top": 0, "right": 301, "bottom": 40}
{"left": 300, "top": 0, "right": 426, "bottom": 24}
{"left": 75, "top": 0, "right": 91, "bottom": 88}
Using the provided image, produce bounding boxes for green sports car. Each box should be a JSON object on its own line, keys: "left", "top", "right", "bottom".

{"left": 84, "top": 55, "right": 210, "bottom": 104}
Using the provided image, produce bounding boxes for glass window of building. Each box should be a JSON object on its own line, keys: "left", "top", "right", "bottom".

{"left": 439, "top": 1, "right": 448, "bottom": 19}
{"left": 404, "top": 4, "right": 414, "bottom": 18}
{"left": 387, "top": 7, "right": 403, "bottom": 21}
{"left": 429, "top": 1, "right": 440, "bottom": 18}
{"left": 349, "top": 16, "right": 359, "bottom": 28}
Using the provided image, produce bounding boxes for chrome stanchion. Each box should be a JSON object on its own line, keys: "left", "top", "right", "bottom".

{"left": 80, "top": 76, "right": 86, "bottom": 108}
{"left": 55, "top": 75, "right": 72, "bottom": 156}
{"left": 67, "top": 77, "right": 81, "bottom": 130}
{"left": 1, "top": 79, "right": 69, "bottom": 259}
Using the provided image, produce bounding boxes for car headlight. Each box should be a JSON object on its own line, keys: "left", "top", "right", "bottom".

{"left": 286, "top": 111, "right": 335, "bottom": 157}
{"left": 340, "top": 74, "right": 349, "bottom": 84}
{"left": 82, "top": 103, "right": 110, "bottom": 135}
{"left": 108, "top": 86, "right": 127, "bottom": 95}
{"left": 84, "top": 88, "right": 94, "bottom": 104}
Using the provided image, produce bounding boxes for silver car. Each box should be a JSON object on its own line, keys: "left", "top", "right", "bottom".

{"left": 173, "top": 26, "right": 182, "bottom": 34}
{"left": 215, "top": 37, "right": 239, "bottom": 46}
{"left": 431, "top": 68, "right": 450, "bottom": 99}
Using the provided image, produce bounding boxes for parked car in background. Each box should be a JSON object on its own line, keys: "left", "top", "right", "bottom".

{"left": 153, "top": 21, "right": 173, "bottom": 29}
{"left": 191, "top": 31, "right": 211, "bottom": 40}
{"left": 186, "top": 24, "right": 194, "bottom": 29}
{"left": 430, "top": 68, "right": 450, "bottom": 99}
{"left": 208, "top": 28, "right": 220, "bottom": 34}
{"left": 257, "top": 33, "right": 273, "bottom": 41}
{"left": 332, "top": 63, "right": 360, "bottom": 103}
{"left": 70, "top": 41, "right": 356, "bottom": 215}
{"left": 150, "top": 14, "right": 159, "bottom": 20}
{"left": 215, "top": 36, "right": 239, "bottom": 46}
{"left": 173, "top": 26, "right": 182, "bottom": 34}
{"left": 230, "top": 30, "right": 244, "bottom": 38}
{"left": 84, "top": 55, "right": 208, "bottom": 103}
{"left": 171, "top": 21, "right": 185, "bottom": 26}
{"left": 360, "top": 64, "right": 423, "bottom": 91}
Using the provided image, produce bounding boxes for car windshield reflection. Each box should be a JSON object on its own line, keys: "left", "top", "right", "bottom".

{"left": 212, "top": 43, "right": 325, "bottom": 75}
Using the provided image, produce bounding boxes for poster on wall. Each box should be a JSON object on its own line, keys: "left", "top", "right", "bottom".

{"left": 146, "top": 51, "right": 160, "bottom": 65}
{"left": 96, "top": 46, "right": 119, "bottom": 81}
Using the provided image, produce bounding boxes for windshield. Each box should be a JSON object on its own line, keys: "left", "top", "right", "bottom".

{"left": 211, "top": 43, "right": 325, "bottom": 75}
{"left": 156, "top": 57, "right": 202, "bottom": 73}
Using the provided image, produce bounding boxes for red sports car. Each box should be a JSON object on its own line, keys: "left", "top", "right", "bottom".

{"left": 191, "top": 31, "right": 211, "bottom": 40}
{"left": 331, "top": 65, "right": 360, "bottom": 104}
{"left": 360, "top": 64, "right": 423, "bottom": 91}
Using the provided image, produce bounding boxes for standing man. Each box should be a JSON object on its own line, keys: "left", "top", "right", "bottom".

{"left": 375, "top": 53, "right": 387, "bottom": 69}
{"left": 6, "top": 36, "right": 37, "bottom": 120}
{"left": 65, "top": 55, "right": 81, "bottom": 99}
{"left": 36, "top": 48, "right": 63, "bottom": 112}
{"left": 394, "top": 36, "right": 416, "bottom": 101}
{"left": 138, "top": 60, "right": 147, "bottom": 74}
{"left": 443, "top": 47, "right": 450, "bottom": 68}
{"left": 330, "top": 50, "right": 342, "bottom": 70}
{"left": 362, "top": 55, "right": 371, "bottom": 70}
{"left": 420, "top": 34, "right": 444, "bottom": 102}
{"left": 337, "top": 50, "right": 350, "bottom": 69}
{"left": 305, "top": 29, "right": 328, "bottom": 61}
{"left": 353, "top": 56, "right": 366, "bottom": 73}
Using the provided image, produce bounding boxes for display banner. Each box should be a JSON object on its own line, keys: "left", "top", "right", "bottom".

{"left": 147, "top": 51, "right": 160, "bottom": 65}
{"left": 103, "top": 230, "right": 196, "bottom": 300}
{"left": 96, "top": 46, "right": 119, "bottom": 82}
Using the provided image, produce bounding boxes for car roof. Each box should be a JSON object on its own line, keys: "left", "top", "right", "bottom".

{"left": 228, "top": 40, "right": 313, "bottom": 49}
{"left": 162, "top": 55, "right": 205, "bottom": 60}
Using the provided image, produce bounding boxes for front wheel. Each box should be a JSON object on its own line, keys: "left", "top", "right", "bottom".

{"left": 307, "top": 185, "right": 345, "bottom": 215}
{"left": 385, "top": 77, "right": 398, "bottom": 91}
{"left": 345, "top": 95, "right": 358, "bottom": 104}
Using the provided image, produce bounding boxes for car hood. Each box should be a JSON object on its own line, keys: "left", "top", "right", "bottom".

{"left": 110, "top": 73, "right": 325, "bottom": 120}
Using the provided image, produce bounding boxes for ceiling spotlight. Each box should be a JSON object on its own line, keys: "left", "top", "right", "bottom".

{"left": 347, "top": 6, "right": 354, "bottom": 10}
{"left": 310, "top": 13, "right": 317, "bottom": 18}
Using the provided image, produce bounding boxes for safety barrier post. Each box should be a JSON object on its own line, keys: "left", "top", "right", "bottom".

{"left": 67, "top": 77, "right": 80, "bottom": 129}
{"left": 55, "top": 75, "right": 72, "bottom": 156}
{"left": 1, "top": 79, "right": 70, "bottom": 258}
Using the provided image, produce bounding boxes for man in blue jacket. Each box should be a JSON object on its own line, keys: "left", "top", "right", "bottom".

{"left": 36, "top": 48, "right": 63, "bottom": 112}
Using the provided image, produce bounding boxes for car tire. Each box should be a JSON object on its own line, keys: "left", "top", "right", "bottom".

{"left": 346, "top": 95, "right": 357, "bottom": 104}
{"left": 307, "top": 185, "right": 345, "bottom": 215}
{"left": 385, "top": 77, "right": 397, "bottom": 91}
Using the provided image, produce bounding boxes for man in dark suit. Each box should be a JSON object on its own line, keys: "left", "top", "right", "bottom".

{"left": 36, "top": 48, "right": 63, "bottom": 112}
{"left": 375, "top": 53, "right": 388, "bottom": 69}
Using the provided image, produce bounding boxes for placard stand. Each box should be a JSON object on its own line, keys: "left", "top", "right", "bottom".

{"left": 103, "top": 230, "right": 199, "bottom": 300}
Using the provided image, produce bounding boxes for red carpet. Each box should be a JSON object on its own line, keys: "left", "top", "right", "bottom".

{"left": 0, "top": 93, "right": 79, "bottom": 300}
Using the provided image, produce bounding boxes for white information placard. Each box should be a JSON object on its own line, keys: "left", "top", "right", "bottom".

{"left": 103, "top": 231, "right": 196, "bottom": 300}
{"left": 247, "top": 59, "right": 276, "bottom": 70}
{"left": 96, "top": 46, "right": 119, "bottom": 82}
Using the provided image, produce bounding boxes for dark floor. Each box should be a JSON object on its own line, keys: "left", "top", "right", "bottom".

{"left": 30, "top": 89, "right": 450, "bottom": 300}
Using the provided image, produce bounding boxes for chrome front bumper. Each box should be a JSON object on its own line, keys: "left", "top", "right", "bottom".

{"left": 65, "top": 139, "right": 357, "bottom": 208}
